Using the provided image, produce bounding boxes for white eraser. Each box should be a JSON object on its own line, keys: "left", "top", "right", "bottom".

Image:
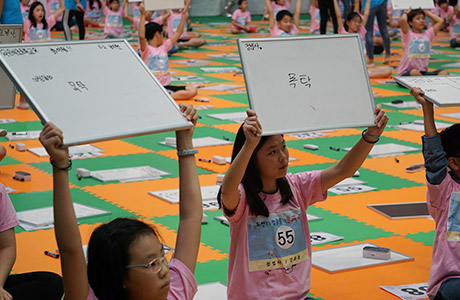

{"left": 216, "top": 174, "right": 225, "bottom": 184}
{"left": 16, "top": 143, "right": 26, "bottom": 151}
{"left": 202, "top": 213, "right": 208, "bottom": 224}
{"left": 304, "top": 144, "right": 319, "bottom": 150}
{"left": 76, "top": 168, "right": 91, "bottom": 178}
{"left": 353, "top": 171, "right": 360, "bottom": 177}
{"left": 165, "top": 137, "right": 177, "bottom": 146}
{"left": 212, "top": 155, "right": 227, "bottom": 165}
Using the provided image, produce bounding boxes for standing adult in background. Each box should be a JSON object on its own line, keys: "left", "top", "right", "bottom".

{"left": 318, "top": 0, "right": 338, "bottom": 34}
{"left": 0, "top": 0, "right": 23, "bottom": 24}
{"left": 361, "top": 0, "right": 391, "bottom": 65}
{"left": 63, "top": 0, "right": 85, "bottom": 40}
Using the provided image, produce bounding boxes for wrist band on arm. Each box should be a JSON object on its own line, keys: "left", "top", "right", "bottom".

{"left": 362, "top": 129, "right": 380, "bottom": 144}
{"left": 50, "top": 157, "right": 72, "bottom": 171}
{"left": 177, "top": 149, "right": 198, "bottom": 157}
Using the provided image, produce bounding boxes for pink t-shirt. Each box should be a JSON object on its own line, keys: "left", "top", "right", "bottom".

{"left": 103, "top": 6, "right": 124, "bottom": 37}
{"left": 0, "top": 184, "right": 19, "bottom": 233}
{"left": 397, "top": 27, "right": 435, "bottom": 76}
{"left": 224, "top": 171, "right": 327, "bottom": 300}
{"left": 272, "top": 1, "right": 291, "bottom": 16}
{"left": 339, "top": 22, "right": 367, "bottom": 52}
{"left": 231, "top": 9, "right": 251, "bottom": 30}
{"left": 141, "top": 39, "right": 172, "bottom": 86}
{"left": 426, "top": 174, "right": 460, "bottom": 298}
{"left": 440, "top": 5, "right": 453, "bottom": 23}
{"left": 85, "top": 259, "right": 197, "bottom": 300}
{"left": 23, "top": 15, "right": 56, "bottom": 42}
{"left": 449, "top": 15, "right": 460, "bottom": 39}
{"left": 270, "top": 23, "right": 299, "bottom": 37}
{"left": 166, "top": 11, "right": 188, "bottom": 40}
{"left": 20, "top": 3, "right": 30, "bottom": 23}
{"left": 309, "top": 5, "right": 320, "bottom": 33}
{"left": 47, "top": 0, "right": 63, "bottom": 22}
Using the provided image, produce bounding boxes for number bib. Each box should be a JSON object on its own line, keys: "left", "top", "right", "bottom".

{"left": 237, "top": 16, "right": 247, "bottom": 26}
{"left": 29, "top": 27, "right": 50, "bottom": 42}
{"left": 447, "top": 192, "right": 460, "bottom": 241}
{"left": 172, "top": 17, "right": 187, "bottom": 33}
{"left": 453, "top": 23, "right": 460, "bottom": 36}
{"left": 50, "top": 1, "right": 59, "bottom": 13}
{"left": 247, "top": 209, "right": 308, "bottom": 272}
{"left": 408, "top": 39, "right": 430, "bottom": 58}
{"left": 148, "top": 54, "right": 169, "bottom": 73}
{"left": 107, "top": 14, "right": 121, "bottom": 27}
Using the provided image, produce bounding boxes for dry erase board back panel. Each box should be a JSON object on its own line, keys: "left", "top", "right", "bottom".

{"left": 395, "top": 76, "right": 460, "bottom": 107}
{"left": 0, "top": 40, "right": 192, "bottom": 146}
{"left": 390, "top": 0, "right": 434, "bottom": 10}
{"left": 144, "top": 0, "right": 184, "bottom": 11}
{"left": 0, "top": 25, "right": 22, "bottom": 110}
{"left": 237, "top": 35, "right": 375, "bottom": 136}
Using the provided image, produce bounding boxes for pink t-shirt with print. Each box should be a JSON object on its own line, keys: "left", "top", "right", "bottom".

{"left": 270, "top": 23, "right": 299, "bottom": 37}
{"left": 103, "top": 6, "right": 124, "bottom": 37}
{"left": 141, "top": 39, "right": 172, "bottom": 86}
{"left": 309, "top": 5, "right": 320, "bottom": 33}
{"left": 23, "top": 15, "right": 56, "bottom": 42}
{"left": 224, "top": 171, "right": 327, "bottom": 300}
{"left": 426, "top": 174, "right": 460, "bottom": 298}
{"left": 85, "top": 259, "right": 197, "bottom": 300}
{"left": 0, "top": 184, "right": 19, "bottom": 233}
{"left": 449, "top": 15, "right": 460, "bottom": 39}
{"left": 397, "top": 27, "right": 435, "bottom": 76}
{"left": 166, "top": 11, "right": 188, "bottom": 40}
{"left": 232, "top": 9, "right": 251, "bottom": 30}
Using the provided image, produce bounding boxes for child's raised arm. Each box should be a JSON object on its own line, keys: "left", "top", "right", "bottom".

{"left": 138, "top": 3, "right": 147, "bottom": 51}
{"left": 410, "top": 87, "right": 437, "bottom": 137}
{"left": 123, "top": 0, "right": 133, "bottom": 23}
{"left": 320, "top": 106, "right": 388, "bottom": 192}
{"left": 294, "top": 0, "right": 302, "bottom": 28}
{"left": 170, "top": 0, "right": 190, "bottom": 45}
{"left": 361, "top": 0, "right": 371, "bottom": 27}
{"left": 265, "top": 0, "right": 275, "bottom": 29}
{"left": 448, "top": 5, "right": 458, "bottom": 23}
{"left": 426, "top": 9, "right": 444, "bottom": 34}
{"left": 220, "top": 109, "right": 262, "bottom": 211}
{"left": 39, "top": 123, "right": 89, "bottom": 300}
{"left": 333, "top": 0, "right": 343, "bottom": 31}
{"left": 400, "top": 9, "right": 410, "bottom": 34}
{"left": 172, "top": 103, "right": 202, "bottom": 273}
{"left": 53, "top": 0, "right": 65, "bottom": 20}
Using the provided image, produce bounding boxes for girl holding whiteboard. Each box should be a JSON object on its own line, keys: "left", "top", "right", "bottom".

{"left": 265, "top": 0, "right": 302, "bottom": 37}
{"left": 397, "top": 8, "right": 450, "bottom": 76}
{"left": 139, "top": 1, "right": 197, "bottom": 100}
{"left": 217, "top": 107, "right": 388, "bottom": 300}
{"left": 39, "top": 103, "right": 202, "bottom": 300}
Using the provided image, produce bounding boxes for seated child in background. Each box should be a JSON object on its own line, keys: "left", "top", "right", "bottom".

{"left": 438, "top": 0, "right": 453, "bottom": 30}
{"left": 84, "top": 0, "right": 103, "bottom": 27}
{"left": 397, "top": 8, "right": 449, "bottom": 76}
{"left": 265, "top": 0, "right": 302, "bottom": 37}
{"left": 101, "top": 0, "right": 131, "bottom": 39}
{"left": 309, "top": 0, "right": 320, "bottom": 35}
{"left": 333, "top": 0, "right": 392, "bottom": 77}
{"left": 20, "top": 0, "right": 31, "bottom": 23}
{"left": 448, "top": 5, "right": 460, "bottom": 47}
{"left": 410, "top": 87, "right": 460, "bottom": 300}
{"left": 166, "top": 5, "right": 206, "bottom": 49}
{"left": 231, "top": 0, "right": 255, "bottom": 34}
{"left": 24, "top": 0, "right": 64, "bottom": 42}
{"left": 139, "top": 2, "right": 197, "bottom": 100}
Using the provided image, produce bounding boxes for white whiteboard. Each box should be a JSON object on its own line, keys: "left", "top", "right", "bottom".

{"left": 144, "top": 0, "right": 184, "bottom": 11}
{"left": 0, "top": 40, "right": 192, "bottom": 146}
{"left": 395, "top": 76, "right": 460, "bottom": 107}
{"left": 237, "top": 35, "right": 375, "bottom": 136}
{"left": 0, "top": 25, "right": 22, "bottom": 110}
{"left": 391, "top": 0, "right": 434, "bottom": 10}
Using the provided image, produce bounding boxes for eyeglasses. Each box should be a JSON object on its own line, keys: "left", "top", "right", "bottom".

{"left": 126, "top": 249, "right": 172, "bottom": 274}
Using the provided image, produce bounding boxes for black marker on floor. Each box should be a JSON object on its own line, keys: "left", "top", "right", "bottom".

{"left": 44, "top": 251, "right": 59, "bottom": 259}
{"left": 199, "top": 158, "right": 211, "bottom": 162}
{"left": 330, "top": 147, "right": 340, "bottom": 151}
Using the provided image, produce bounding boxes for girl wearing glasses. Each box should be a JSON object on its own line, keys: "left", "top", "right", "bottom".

{"left": 39, "top": 103, "right": 202, "bottom": 300}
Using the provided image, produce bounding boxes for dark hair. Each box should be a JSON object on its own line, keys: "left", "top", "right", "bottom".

{"left": 438, "top": 0, "right": 448, "bottom": 5}
{"left": 344, "top": 12, "right": 362, "bottom": 32}
{"left": 145, "top": 22, "right": 163, "bottom": 41}
{"left": 407, "top": 8, "right": 425, "bottom": 23}
{"left": 276, "top": 9, "right": 293, "bottom": 22}
{"left": 217, "top": 124, "right": 293, "bottom": 217}
{"left": 89, "top": 0, "right": 102, "bottom": 10}
{"left": 87, "top": 218, "right": 160, "bottom": 300}
{"left": 440, "top": 123, "right": 460, "bottom": 159}
{"left": 108, "top": 0, "right": 118, "bottom": 4}
{"left": 238, "top": 0, "right": 246, "bottom": 5}
{"left": 28, "top": 2, "right": 48, "bottom": 29}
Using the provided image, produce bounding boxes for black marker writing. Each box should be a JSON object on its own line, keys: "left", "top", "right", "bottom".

{"left": 68, "top": 81, "right": 89, "bottom": 93}
{"left": 49, "top": 46, "right": 72, "bottom": 55}
{"left": 288, "top": 73, "right": 312, "bottom": 89}
{"left": 244, "top": 42, "right": 262, "bottom": 51}
{"left": 0, "top": 47, "right": 38, "bottom": 57}
{"left": 32, "top": 75, "right": 53, "bottom": 82}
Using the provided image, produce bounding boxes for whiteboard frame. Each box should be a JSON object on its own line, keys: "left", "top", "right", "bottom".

{"left": 237, "top": 34, "right": 376, "bottom": 136}
{"left": 0, "top": 39, "right": 192, "bottom": 146}
{"left": 390, "top": 0, "right": 435, "bottom": 10}
{"left": 0, "top": 24, "right": 23, "bottom": 110}
{"left": 144, "top": 0, "right": 184, "bottom": 11}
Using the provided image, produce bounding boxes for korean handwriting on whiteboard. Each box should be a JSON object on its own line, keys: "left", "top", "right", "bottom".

{"left": 0, "top": 48, "right": 38, "bottom": 57}
{"left": 288, "top": 73, "right": 311, "bottom": 88}
{"left": 49, "top": 46, "right": 72, "bottom": 55}
{"left": 32, "top": 75, "right": 53, "bottom": 82}
{"left": 98, "top": 44, "right": 122, "bottom": 50}
{"left": 68, "top": 81, "right": 89, "bottom": 93}
{"left": 0, "top": 29, "right": 19, "bottom": 38}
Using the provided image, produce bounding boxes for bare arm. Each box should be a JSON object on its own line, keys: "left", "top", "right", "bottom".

{"left": 221, "top": 109, "right": 262, "bottom": 211}
{"left": 39, "top": 123, "right": 89, "bottom": 300}
{"left": 447, "top": 5, "right": 457, "bottom": 23}
{"left": 333, "top": 0, "right": 343, "bottom": 31}
{"left": 410, "top": 87, "right": 437, "bottom": 137}
{"left": 400, "top": 10, "right": 410, "bottom": 34}
{"left": 170, "top": 0, "right": 190, "bottom": 45}
{"left": 0, "top": 228, "right": 15, "bottom": 300}
{"left": 354, "top": 0, "right": 361, "bottom": 13}
{"left": 53, "top": 0, "right": 65, "bottom": 21}
{"left": 361, "top": 0, "right": 371, "bottom": 26}
{"left": 123, "top": 1, "right": 133, "bottom": 23}
{"left": 265, "top": 0, "right": 275, "bottom": 29}
{"left": 173, "top": 103, "right": 202, "bottom": 274}
{"left": 426, "top": 9, "right": 444, "bottom": 34}
{"left": 161, "top": 9, "right": 170, "bottom": 23}
{"left": 320, "top": 106, "right": 388, "bottom": 192}
{"left": 293, "top": 0, "right": 302, "bottom": 27}
{"left": 138, "top": 3, "right": 146, "bottom": 51}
